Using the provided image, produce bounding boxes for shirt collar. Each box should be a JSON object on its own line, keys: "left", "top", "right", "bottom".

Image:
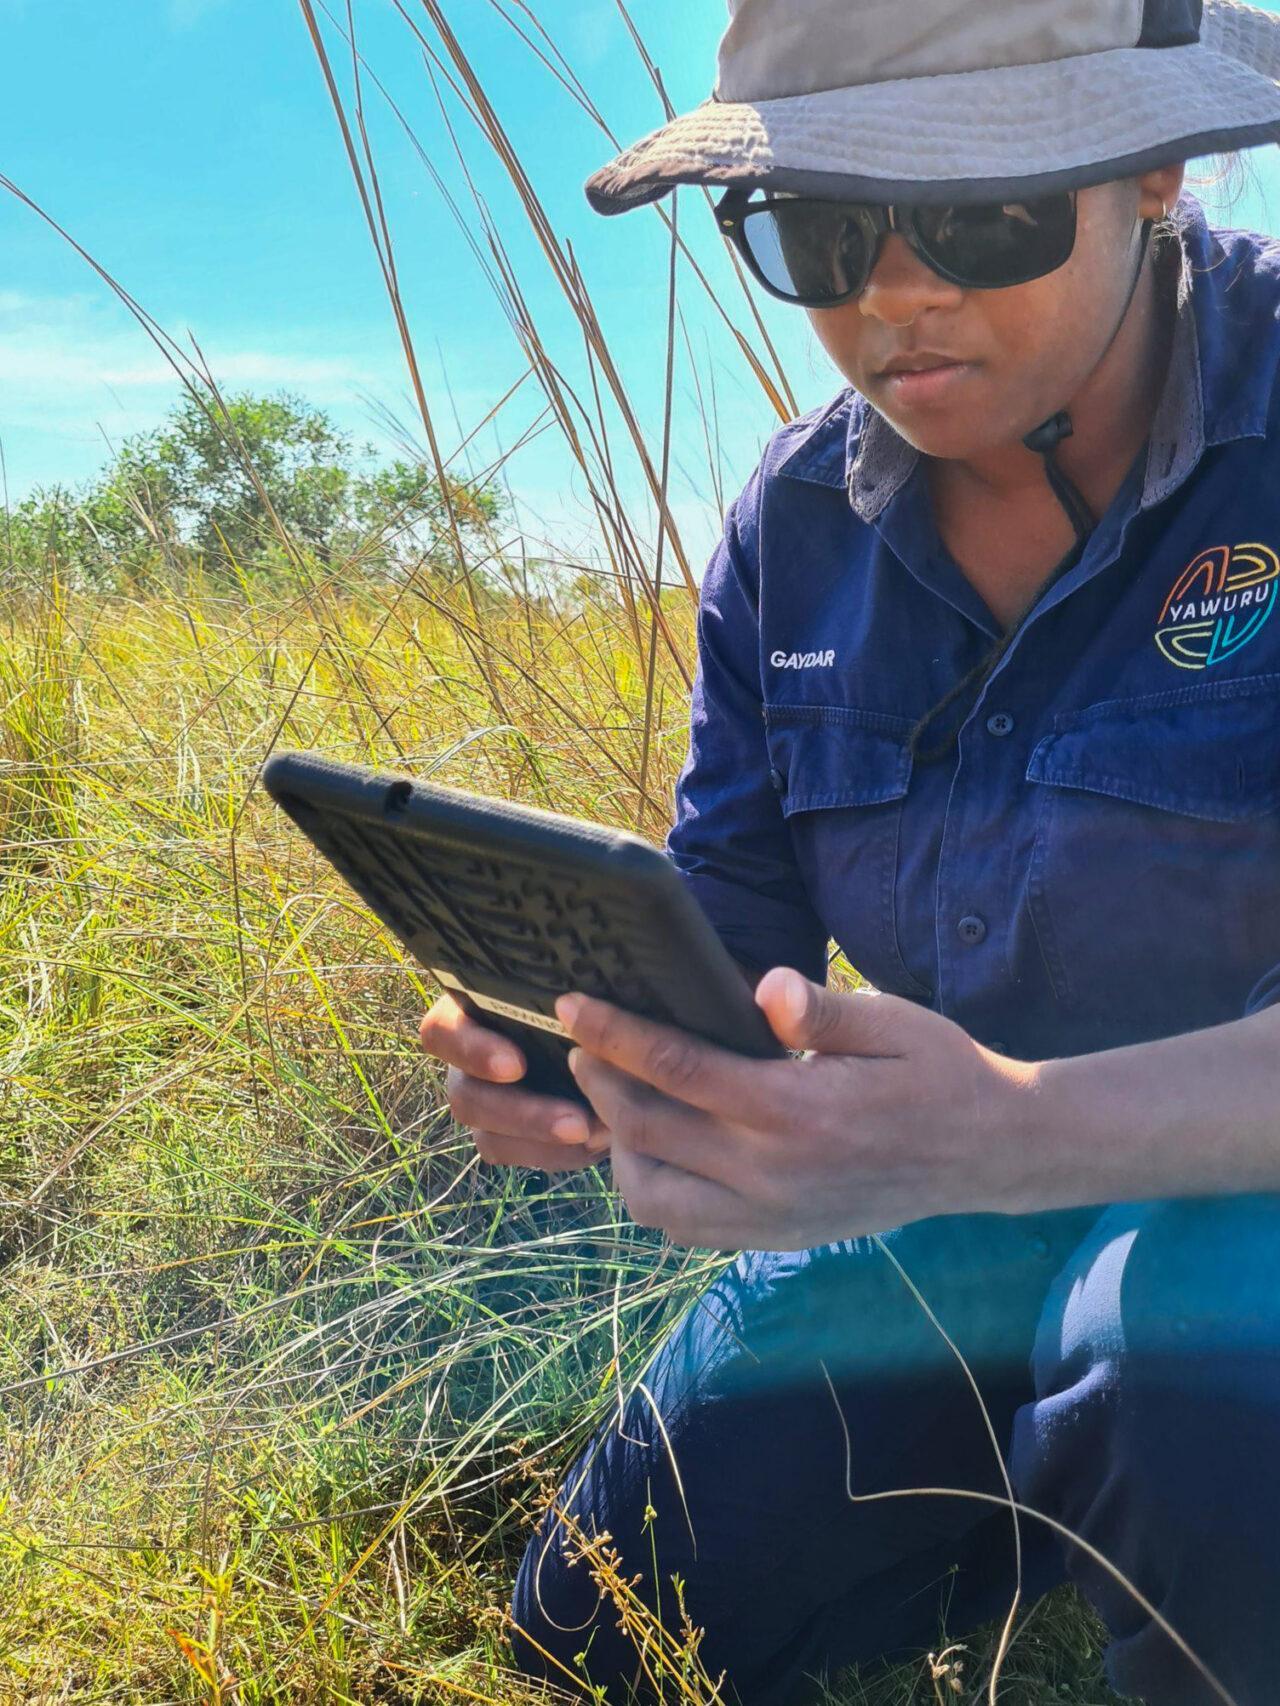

{"left": 777, "top": 194, "right": 1274, "bottom": 522}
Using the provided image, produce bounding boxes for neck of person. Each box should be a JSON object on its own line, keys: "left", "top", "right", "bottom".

{"left": 934, "top": 243, "right": 1176, "bottom": 530}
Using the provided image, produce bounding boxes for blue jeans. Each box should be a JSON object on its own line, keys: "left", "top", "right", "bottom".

{"left": 510, "top": 1197, "right": 1280, "bottom": 1705}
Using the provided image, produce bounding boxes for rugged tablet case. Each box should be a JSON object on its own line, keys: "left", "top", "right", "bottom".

{"left": 263, "top": 751, "right": 784, "bottom": 1106}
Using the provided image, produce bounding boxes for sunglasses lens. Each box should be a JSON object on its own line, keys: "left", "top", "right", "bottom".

{"left": 739, "top": 200, "right": 873, "bottom": 304}
{"left": 909, "top": 194, "right": 1077, "bottom": 288}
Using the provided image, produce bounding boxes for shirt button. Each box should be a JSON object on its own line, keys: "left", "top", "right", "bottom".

{"left": 986, "top": 712, "right": 1015, "bottom": 738}
{"left": 769, "top": 766, "right": 786, "bottom": 794}
{"left": 957, "top": 914, "right": 987, "bottom": 946}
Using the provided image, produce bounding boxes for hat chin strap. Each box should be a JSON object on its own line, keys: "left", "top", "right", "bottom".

{"left": 1020, "top": 216, "right": 1156, "bottom": 544}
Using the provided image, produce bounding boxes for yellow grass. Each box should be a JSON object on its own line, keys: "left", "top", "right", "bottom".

{"left": 0, "top": 565, "right": 1127, "bottom": 1705}
{"left": 0, "top": 4, "right": 1158, "bottom": 1699}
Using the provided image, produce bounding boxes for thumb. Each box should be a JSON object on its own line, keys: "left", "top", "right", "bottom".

{"left": 754, "top": 966, "right": 914, "bottom": 1058}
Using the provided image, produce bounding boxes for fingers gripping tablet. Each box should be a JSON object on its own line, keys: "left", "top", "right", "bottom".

{"left": 262, "top": 752, "right": 785, "bottom": 1107}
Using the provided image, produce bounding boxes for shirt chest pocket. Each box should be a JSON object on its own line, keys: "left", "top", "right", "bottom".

{"left": 764, "top": 705, "right": 931, "bottom": 1000}
{"left": 1023, "top": 675, "right": 1280, "bottom": 1028}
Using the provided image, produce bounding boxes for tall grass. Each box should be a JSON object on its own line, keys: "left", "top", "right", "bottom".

{"left": 0, "top": 562, "right": 725, "bottom": 1701}
{"left": 0, "top": 5, "right": 1146, "bottom": 1702}
{"left": 0, "top": 525, "right": 1130, "bottom": 1706}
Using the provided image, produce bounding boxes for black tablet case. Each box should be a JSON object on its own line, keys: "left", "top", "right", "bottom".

{"left": 263, "top": 752, "right": 784, "bottom": 1105}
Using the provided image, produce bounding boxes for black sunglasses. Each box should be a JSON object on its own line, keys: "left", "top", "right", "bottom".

{"left": 716, "top": 188, "right": 1079, "bottom": 307}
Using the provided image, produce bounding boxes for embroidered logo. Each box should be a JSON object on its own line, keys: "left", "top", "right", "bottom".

{"left": 770, "top": 649, "right": 836, "bottom": 670}
{"left": 1155, "top": 544, "right": 1280, "bottom": 670}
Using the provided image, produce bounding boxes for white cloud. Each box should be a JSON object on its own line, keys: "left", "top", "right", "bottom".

{"left": 167, "top": 0, "right": 227, "bottom": 28}
{"left": 0, "top": 338, "right": 363, "bottom": 394}
{"left": 98, "top": 351, "right": 366, "bottom": 388}
{"left": 0, "top": 290, "right": 396, "bottom": 495}
{"left": 566, "top": 10, "right": 613, "bottom": 69}
{"left": 0, "top": 292, "right": 364, "bottom": 396}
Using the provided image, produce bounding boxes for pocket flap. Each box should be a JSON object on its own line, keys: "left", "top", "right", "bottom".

{"left": 1027, "top": 675, "right": 1280, "bottom": 823}
{"left": 765, "top": 705, "right": 914, "bottom": 817}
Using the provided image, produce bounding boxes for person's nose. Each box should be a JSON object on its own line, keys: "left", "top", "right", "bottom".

{"left": 859, "top": 232, "right": 963, "bottom": 326}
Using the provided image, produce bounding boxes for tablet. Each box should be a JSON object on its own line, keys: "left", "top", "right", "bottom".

{"left": 263, "top": 751, "right": 785, "bottom": 1106}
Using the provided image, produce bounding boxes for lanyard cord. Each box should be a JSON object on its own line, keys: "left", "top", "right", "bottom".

{"left": 906, "top": 219, "right": 1155, "bottom": 768}
{"left": 905, "top": 525, "right": 1086, "bottom": 765}
{"left": 906, "top": 411, "right": 1092, "bottom": 766}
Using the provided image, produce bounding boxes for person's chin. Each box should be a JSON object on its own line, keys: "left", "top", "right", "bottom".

{"left": 867, "top": 409, "right": 986, "bottom": 462}
{"left": 860, "top": 369, "right": 1002, "bottom": 460}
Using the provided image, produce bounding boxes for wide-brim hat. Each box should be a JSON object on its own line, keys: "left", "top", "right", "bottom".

{"left": 586, "top": 0, "right": 1280, "bottom": 215}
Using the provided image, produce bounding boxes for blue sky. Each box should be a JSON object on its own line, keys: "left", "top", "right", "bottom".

{"left": 3, "top": 0, "right": 1280, "bottom": 566}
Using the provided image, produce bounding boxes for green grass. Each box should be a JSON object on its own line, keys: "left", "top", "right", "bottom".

{"left": 0, "top": 571, "right": 1130, "bottom": 1704}
{"left": 0, "top": 5, "right": 1165, "bottom": 1693}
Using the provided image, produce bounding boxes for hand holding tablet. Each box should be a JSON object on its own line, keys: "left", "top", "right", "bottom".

{"left": 263, "top": 752, "right": 783, "bottom": 1158}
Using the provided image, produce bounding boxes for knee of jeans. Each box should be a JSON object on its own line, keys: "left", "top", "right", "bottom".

{"left": 1030, "top": 1195, "right": 1280, "bottom": 1406}
{"left": 1011, "top": 1199, "right": 1280, "bottom": 1706}
{"left": 1014, "top": 1194, "right": 1280, "bottom": 1537}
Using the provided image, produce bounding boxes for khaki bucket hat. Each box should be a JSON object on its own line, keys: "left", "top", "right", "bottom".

{"left": 585, "top": 0, "right": 1280, "bottom": 214}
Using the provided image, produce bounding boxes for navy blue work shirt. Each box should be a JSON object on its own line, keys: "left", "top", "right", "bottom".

{"left": 667, "top": 197, "right": 1280, "bottom": 1062}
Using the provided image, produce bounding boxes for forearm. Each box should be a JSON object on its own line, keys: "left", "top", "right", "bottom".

{"left": 1014, "top": 1004, "right": 1280, "bottom": 1211}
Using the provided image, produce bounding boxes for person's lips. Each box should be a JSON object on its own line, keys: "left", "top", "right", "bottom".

{"left": 878, "top": 350, "right": 964, "bottom": 371}
{"left": 875, "top": 352, "right": 975, "bottom": 405}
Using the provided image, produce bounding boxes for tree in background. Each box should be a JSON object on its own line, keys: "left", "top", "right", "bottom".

{"left": 4, "top": 391, "right": 501, "bottom": 589}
